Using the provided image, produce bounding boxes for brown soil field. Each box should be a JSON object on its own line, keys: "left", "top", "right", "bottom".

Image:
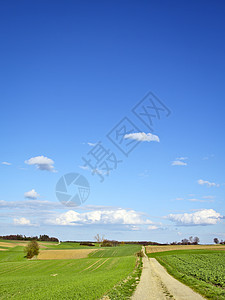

{"left": 146, "top": 244, "right": 225, "bottom": 253}
{"left": 38, "top": 249, "right": 97, "bottom": 260}
{"left": 0, "top": 241, "right": 55, "bottom": 249}
{"left": 0, "top": 242, "right": 18, "bottom": 248}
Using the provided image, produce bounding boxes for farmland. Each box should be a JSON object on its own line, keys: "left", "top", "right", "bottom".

{"left": 0, "top": 241, "right": 141, "bottom": 299}
{"left": 146, "top": 244, "right": 225, "bottom": 254}
{"left": 147, "top": 247, "right": 225, "bottom": 300}
{"left": 38, "top": 249, "right": 96, "bottom": 259}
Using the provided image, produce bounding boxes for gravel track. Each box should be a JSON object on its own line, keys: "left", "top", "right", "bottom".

{"left": 132, "top": 247, "right": 205, "bottom": 300}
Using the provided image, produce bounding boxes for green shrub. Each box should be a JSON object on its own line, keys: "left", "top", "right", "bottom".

{"left": 24, "top": 240, "right": 39, "bottom": 259}
{"left": 136, "top": 250, "right": 144, "bottom": 257}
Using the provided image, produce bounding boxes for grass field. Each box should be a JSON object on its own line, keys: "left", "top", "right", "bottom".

{"left": 0, "top": 241, "right": 141, "bottom": 299}
{"left": 147, "top": 247, "right": 225, "bottom": 300}
{"left": 90, "top": 244, "right": 141, "bottom": 258}
{"left": 146, "top": 244, "right": 225, "bottom": 254}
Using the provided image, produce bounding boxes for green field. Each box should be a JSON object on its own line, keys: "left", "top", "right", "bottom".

{"left": 148, "top": 250, "right": 225, "bottom": 300}
{"left": 0, "top": 242, "right": 141, "bottom": 299}
{"left": 90, "top": 244, "right": 141, "bottom": 258}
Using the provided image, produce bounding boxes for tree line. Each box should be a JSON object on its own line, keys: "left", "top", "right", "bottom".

{"left": 213, "top": 238, "right": 225, "bottom": 244}
{"left": 170, "top": 236, "right": 200, "bottom": 245}
{"left": 0, "top": 234, "right": 58, "bottom": 242}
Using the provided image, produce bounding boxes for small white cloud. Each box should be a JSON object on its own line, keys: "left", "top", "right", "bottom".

{"left": 148, "top": 225, "right": 158, "bottom": 230}
{"left": 172, "top": 160, "right": 187, "bottom": 166}
{"left": 202, "top": 195, "right": 215, "bottom": 199}
{"left": 13, "top": 217, "right": 31, "bottom": 226}
{"left": 167, "top": 209, "right": 222, "bottom": 225}
{"left": 79, "top": 165, "right": 89, "bottom": 170}
{"left": 2, "top": 162, "right": 12, "bottom": 165}
{"left": 25, "top": 156, "right": 56, "bottom": 172}
{"left": 124, "top": 132, "right": 160, "bottom": 142}
{"left": 188, "top": 198, "right": 211, "bottom": 203}
{"left": 24, "top": 189, "right": 40, "bottom": 200}
{"left": 130, "top": 225, "right": 141, "bottom": 231}
{"left": 176, "top": 157, "right": 188, "bottom": 160}
{"left": 87, "top": 142, "right": 97, "bottom": 147}
{"left": 175, "top": 197, "right": 184, "bottom": 201}
{"left": 203, "top": 154, "right": 214, "bottom": 160}
{"left": 198, "top": 179, "right": 219, "bottom": 187}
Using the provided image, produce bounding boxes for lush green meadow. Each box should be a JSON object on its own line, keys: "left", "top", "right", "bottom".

{"left": 148, "top": 250, "right": 225, "bottom": 300}
{"left": 0, "top": 242, "right": 141, "bottom": 299}
{"left": 90, "top": 244, "right": 141, "bottom": 258}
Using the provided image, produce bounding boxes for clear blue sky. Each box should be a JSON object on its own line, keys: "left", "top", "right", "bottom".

{"left": 0, "top": 0, "right": 225, "bottom": 243}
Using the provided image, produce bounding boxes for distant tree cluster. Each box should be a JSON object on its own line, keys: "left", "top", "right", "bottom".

{"left": 170, "top": 236, "right": 200, "bottom": 245}
{"left": 214, "top": 238, "right": 225, "bottom": 244}
{"left": 101, "top": 239, "right": 119, "bottom": 247}
{"left": 80, "top": 242, "right": 95, "bottom": 247}
{"left": 0, "top": 234, "right": 58, "bottom": 242}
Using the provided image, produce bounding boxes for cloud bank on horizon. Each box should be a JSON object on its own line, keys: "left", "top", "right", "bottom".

{"left": 167, "top": 209, "right": 222, "bottom": 226}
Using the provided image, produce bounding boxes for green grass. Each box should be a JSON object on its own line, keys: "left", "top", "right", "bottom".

{"left": 151, "top": 250, "right": 225, "bottom": 300}
{"left": 90, "top": 244, "right": 141, "bottom": 258}
{"left": 147, "top": 248, "right": 225, "bottom": 258}
{"left": 0, "top": 243, "right": 141, "bottom": 299}
{"left": 107, "top": 256, "right": 142, "bottom": 299}
{"left": 0, "top": 247, "right": 27, "bottom": 262}
{"left": 43, "top": 242, "right": 99, "bottom": 250}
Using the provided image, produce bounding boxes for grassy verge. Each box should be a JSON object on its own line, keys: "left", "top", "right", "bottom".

{"left": 103, "top": 255, "right": 142, "bottom": 299}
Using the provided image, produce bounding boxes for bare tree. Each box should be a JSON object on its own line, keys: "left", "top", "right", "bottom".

{"left": 189, "top": 236, "right": 193, "bottom": 244}
{"left": 94, "top": 234, "right": 105, "bottom": 246}
{"left": 193, "top": 236, "right": 200, "bottom": 245}
{"left": 181, "top": 238, "right": 189, "bottom": 245}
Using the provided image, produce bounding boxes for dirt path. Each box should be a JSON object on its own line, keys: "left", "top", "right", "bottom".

{"left": 132, "top": 247, "right": 205, "bottom": 300}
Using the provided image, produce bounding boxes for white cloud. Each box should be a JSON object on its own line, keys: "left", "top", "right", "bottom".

{"left": 174, "top": 196, "right": 213, "bottom": 203}
{"left": 148, "top": 225, "right": 159, "bottom": 230}
{"left": 87, "top": 142, "right": 97, "bottom": 147}
{"left": 47, "top": 208, "right": 153, "bottom": 226}
{"left": 0, "top": 199, "right": 62, "bottom": 210}
{"left": 172, "top": 160, "right": 187, "bottom": 166}
{"left": 25, "top": 156, "right": 56, "bottom": 172}
{"left": 176, "top": 157, "right": 188, "bottom": 160}
{"left": 167, "top": 209, "right": 222, "bottom": 225}
{"left": 203, "top": 154, "right": 214, "bottom": 160}
{"left": 13, "top": 217, "right": 31, "bottom": 226}
{"left": 79, "top": 165, "right": 89, "bottom": 170}
{"left": 24, "top": 189, "right": 40, "bottom": 200}
{"left": 1, "top": 161, "right": 12, "bottom": 165}
{"left": 198, "top": 179, "right": 219, "bottom": 187}
{"left": 124, "top": 132, "right": 160, "bottom": 142}
{"left": 202, "top": 195, "right": 215, "bottom": 199}
{"left": 188, "top": 198, "right": 213, "bottom": 203}
{"left": 79, "top": 165, "right": 110, "bottom": 176}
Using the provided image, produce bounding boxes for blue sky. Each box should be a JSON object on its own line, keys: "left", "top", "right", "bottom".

{"left": 0, "top": 0, "right": 225, "bottom": 243}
